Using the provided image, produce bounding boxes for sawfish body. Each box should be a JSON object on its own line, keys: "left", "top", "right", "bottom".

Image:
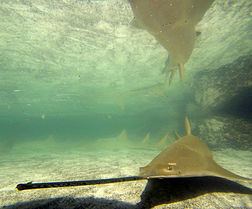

{"left": 139, "top": 118, "right": 251, "bottom": 182}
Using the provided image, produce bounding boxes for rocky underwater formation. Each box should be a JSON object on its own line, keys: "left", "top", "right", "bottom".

{"left": 190, "top": 55, "right": 252, "bottom": 150}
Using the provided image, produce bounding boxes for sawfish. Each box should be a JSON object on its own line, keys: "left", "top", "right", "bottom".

{"left": 16, "top": 118, "right": 251, "bottom": 191}
{"left": 129, "top": 0, "right": 214, "bottom": 84}
{"left": 139, "top": 117, "right": 251, "bottom": 182}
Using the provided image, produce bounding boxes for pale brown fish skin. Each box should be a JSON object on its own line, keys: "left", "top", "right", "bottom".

{"left": 129, "top": 0, "right": 214, "bottom": 81}
{"left": 139, "top": 118, "right": 251, "bottom": 182}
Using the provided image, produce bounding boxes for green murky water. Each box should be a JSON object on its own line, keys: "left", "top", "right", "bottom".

{"left": 0, "top": 0, "right": 251, "bottom": 208}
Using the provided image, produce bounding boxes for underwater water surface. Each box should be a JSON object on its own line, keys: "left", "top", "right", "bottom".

{"left": 0, "top": 0, "right": 252, "bottom": 208}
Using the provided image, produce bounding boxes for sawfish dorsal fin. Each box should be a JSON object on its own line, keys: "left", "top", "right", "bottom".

{"left": 185, "top": 116, "right": 191, "bottom": 135}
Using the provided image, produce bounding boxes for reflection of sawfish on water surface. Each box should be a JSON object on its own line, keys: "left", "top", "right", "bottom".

{"left": 129, "top": 0, "right": 214, "bottom": 84}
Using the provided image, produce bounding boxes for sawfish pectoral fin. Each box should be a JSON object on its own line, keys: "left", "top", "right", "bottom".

{"left": 210, "top": 161, "right": 252, "bottom": 183}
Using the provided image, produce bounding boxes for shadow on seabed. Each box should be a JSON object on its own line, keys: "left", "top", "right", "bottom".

{"left": 4, "top": 176, "right": 252, "bottom": 209}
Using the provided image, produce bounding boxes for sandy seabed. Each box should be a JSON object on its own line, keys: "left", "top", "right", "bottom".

{"left": 0, "top": 143, "right": 252, "bottom": 209}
